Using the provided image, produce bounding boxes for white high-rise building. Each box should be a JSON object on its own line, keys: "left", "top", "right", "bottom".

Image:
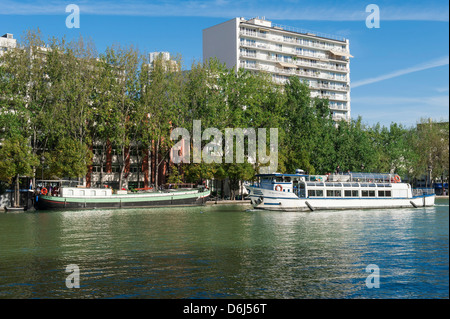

{"left": 0, "top": 33, "right": 17, "bottom": 56}
{"left": 203, "top": 17, "right": 352, "bottom": 121}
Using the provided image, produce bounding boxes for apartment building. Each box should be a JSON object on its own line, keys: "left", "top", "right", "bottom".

{"left": 0, "top": 33, "right": 17, "bottom": 56}
{"left": 203, "top": 17, "right": 352, "bottom": 121}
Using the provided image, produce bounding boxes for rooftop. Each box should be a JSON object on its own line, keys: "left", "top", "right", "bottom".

{"left": 241, "top": 17, "right": 347, "bottom": 42}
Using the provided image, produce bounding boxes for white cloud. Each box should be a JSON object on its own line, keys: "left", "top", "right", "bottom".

{"left": 0, "top": 0, "right": 448, "bottom": 21}
{"left": 352, "top": 56, "right": 449, "bottom": 89}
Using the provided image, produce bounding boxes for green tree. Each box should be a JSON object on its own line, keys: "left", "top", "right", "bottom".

{"left": 0, "top": 136, "right": 39, "bottom": 207}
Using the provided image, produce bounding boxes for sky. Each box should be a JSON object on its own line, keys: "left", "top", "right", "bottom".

{"left": 0, "top": 0, "right": 448, "bottom": 128}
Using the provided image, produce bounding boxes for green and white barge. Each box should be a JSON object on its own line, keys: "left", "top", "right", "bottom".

{"left": 37, "top": 187, "right": 210, "bottom": 210}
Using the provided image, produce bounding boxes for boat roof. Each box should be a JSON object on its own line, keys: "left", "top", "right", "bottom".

{"left": 256, "top": 172, "right": 396, "bottom": 178}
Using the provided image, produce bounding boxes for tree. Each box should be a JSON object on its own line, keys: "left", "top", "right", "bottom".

{"left": 0, "top": 136, "right": 39, "bottom": 207}
{"left": 411, "top": 119, "right": 449, "bottom": 184}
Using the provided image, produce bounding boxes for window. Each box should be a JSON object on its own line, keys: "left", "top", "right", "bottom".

{"left": 362, "top": 190, "right": 369, "bottom": 197}
{"left": 308, "top": 189, "right": 323, "bottom": 197}
{"left": 327, "top": 190, "right": 341, "bottom": 197}
{"left": 369, "top": 190, "right": 375, "bottom": 197}
{"left": 378, "top": 190, "right": 391, "bottom": 197}
{"left": 112, "top": 165, "right": 120, "bottom": 173}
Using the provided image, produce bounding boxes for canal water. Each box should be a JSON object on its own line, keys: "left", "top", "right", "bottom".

{"left": 0, "top": 199, "right": 448, "bottom": 299}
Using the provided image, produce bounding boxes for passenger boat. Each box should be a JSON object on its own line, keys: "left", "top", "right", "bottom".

{"left": 36, "top": 186, "right": 210, "bottom": 210}
{"left": 246, "top": 170, "right": 435, "bottom": 211}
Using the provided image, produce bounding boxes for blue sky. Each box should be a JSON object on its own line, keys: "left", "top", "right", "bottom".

{"left": 0, "top": 0, "right": 448, "bottom": 128}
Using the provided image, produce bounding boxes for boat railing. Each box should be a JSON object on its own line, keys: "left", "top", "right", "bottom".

{"left": 412, "top": 188, "right": 435, "bottom": 196}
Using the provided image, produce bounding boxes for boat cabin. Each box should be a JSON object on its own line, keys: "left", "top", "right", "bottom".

{"left": 254, "top": 172, "right": 412, "bottom": 199}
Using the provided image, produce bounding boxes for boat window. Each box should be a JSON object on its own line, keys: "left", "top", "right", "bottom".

{"left": 327, "top": 190, "right": 341, "bottom": 197}
{"left": 307, "top": 182, "right": 315, "bottom": 186}
{"left": 333, "top": 183, "right": 342, "bottom": 187}
{"left": 378, "top": 190, "right": 391, "bottom": 197}
{"left": 275, "top": 177, "right": 283, "bottom": 182}
{"left": 345, "top": 190, "right": 359, "bottom": 197}
{"left": 351, "top": 183, "right": 359, "bottom": 187}
{"left": 369, "top": 190, "right": 375, "bottom": 197}
{"left": 377, "top": 184, "right": 384, "bottom": 187}
{"left": 369, "top": 183, "right": 376, "bottom": 187}
{"left": 308, "top": 189, "right": 324, "bottom": 197}
{"left": 316, "top": 182, "right": 324, "bottom": 186}
{"left": 360, "top": 183, "right": 368, "bottom": 187}
{"left": 284, "top": 177, "right": 291, "bottom": 182}
{"left": 362, "top": 190, "right": 369, "bottom": 197}
{"left": 343, "top": 183, "right": 351, "bottom": 187}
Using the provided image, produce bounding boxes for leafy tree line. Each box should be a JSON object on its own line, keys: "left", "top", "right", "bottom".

{"left": 0, "top": 30, "right": 448, "bottom": 201}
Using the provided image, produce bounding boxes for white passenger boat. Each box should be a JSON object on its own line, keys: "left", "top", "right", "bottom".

{"left": 246, "top": 170, "right": 435, "bottom": 211}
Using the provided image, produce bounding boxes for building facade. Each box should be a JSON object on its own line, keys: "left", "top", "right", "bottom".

{"left": 0, "top": 33, "right": 17, "bottom": 56}
{"left": 203, "top": 17, "right": 352, "bottom": 121}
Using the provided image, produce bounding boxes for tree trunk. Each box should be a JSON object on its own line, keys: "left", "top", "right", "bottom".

{"left": 155, "top": 141, "right": 159, "bottom": 189}
{"left": 14, "top": 174, "right": 20, "bottom": 207}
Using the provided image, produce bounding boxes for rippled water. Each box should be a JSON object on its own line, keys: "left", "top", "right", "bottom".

{"left": 0, "top": 199, "right": 448, "bottom": 299}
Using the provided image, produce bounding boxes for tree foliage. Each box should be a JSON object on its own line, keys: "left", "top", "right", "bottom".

{"left": 0, "top": 29, "right": 447, "bottom": 195}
